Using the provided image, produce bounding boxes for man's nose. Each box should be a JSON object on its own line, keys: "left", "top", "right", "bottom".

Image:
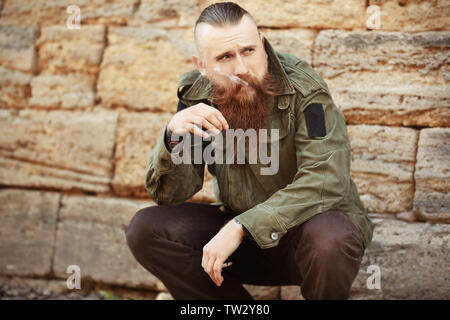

{"left": 234, "top": 55, "right": 249, "bottom": 76}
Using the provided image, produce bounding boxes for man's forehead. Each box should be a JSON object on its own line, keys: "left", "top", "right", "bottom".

{"left": 196, "top": 15, "right": 260, "bottom": 54}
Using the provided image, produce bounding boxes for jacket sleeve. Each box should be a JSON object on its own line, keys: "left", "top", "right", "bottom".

{"left": 144, "top": 126, "right": 206, "bottom": 206}
{"left": 235, "top": 89, "right": 352, "bottom": 249}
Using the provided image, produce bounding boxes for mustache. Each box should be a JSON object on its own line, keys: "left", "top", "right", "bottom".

{"left": 211, "top": 71, "right": 282, "bottom": 106}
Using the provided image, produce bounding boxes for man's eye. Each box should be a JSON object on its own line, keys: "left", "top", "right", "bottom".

{"left": 220, "top": 55, "right": 230, "bottom": 61}
{"left": 246, "top": 48, "right": 254, "bottom": 53}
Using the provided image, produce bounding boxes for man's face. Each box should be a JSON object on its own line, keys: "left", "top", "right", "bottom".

{"left": 193, "top": 15, "right": 280, "bottom": 131}
{"left": 194, "top": 14, "right": 269, "bottom": 101}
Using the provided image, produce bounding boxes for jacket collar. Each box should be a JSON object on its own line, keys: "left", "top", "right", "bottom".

{"left": 183, "top": 37, "right": 295, "bottom": 110}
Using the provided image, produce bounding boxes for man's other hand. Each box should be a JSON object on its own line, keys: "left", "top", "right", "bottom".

{"left": 201, "top": 219, "right": 244, "bottom": 287}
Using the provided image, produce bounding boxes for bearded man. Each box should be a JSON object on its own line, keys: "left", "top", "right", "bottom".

{"left": 126, "top": 2, "right": 374, "bottom": 300}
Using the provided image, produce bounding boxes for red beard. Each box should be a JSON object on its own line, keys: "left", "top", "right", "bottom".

{"left": 211, "top": 70, "right": 282, "bottom": 131}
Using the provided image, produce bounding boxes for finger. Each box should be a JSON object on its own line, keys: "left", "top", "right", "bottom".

{"left": 195, "top": 116, "right": 221, "bottom": 135}
{"left": 212, "top": 109, "right": 229, "bottom": 130}
{"left": 206, "top": 257, "right": 217, "bottom": 285}
{"left": 213, "top": 259, "right": 224, "bottom": 286}
{"left": 204, "top": 113, "right": 224, "bottom": 132}
{"left": 197, "top": 104, "right": 228, "bottom": 131}
{"left": 186, "top": 122, "right": 210, "bottom": 139}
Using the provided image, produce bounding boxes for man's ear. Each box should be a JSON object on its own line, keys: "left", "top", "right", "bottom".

{"left": 192, "top": 55, "right": 207, "bottom": 77}
{"left": 260, "top": 33, "right": 268, "bottom": 60}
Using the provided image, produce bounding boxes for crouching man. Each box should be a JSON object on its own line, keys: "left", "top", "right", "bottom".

{"left": 126, "top": 2, "right": 374, "bottom": 300}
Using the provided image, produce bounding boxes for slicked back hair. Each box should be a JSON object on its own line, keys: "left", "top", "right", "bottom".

{"left": 194, "top": 2, "right": 256, "bottom": 46}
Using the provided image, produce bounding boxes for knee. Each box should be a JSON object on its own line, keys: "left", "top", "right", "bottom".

{"left": 301, "top": 212, "right": 363, "bottom": 262}
{"left": 310, "top": 231, "right": 353, "bottom": 262}
{"left": 125, "top": 206, "right": 164, "bottom": 253}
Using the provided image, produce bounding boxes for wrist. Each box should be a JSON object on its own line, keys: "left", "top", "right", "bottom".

{"left": 232, "top": 218, "right": 245, "bottom": 238}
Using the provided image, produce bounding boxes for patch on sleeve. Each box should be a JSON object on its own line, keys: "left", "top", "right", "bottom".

{"left": 303, "top": 103, "right": 326, "bottom": 138}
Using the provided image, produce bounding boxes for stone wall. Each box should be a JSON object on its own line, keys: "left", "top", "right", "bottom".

{"left": 0, "top": 0, "right": 449, "bottom": 300}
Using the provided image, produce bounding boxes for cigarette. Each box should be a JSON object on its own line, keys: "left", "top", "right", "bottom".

{"left": 229, "top": 75, "right": 249, "bottom": 86}
{"left": 222, "top": 262, "right": 233, "bottom": 268}
{"left": 213, "top": 67, "right": 248, "bottom": 86}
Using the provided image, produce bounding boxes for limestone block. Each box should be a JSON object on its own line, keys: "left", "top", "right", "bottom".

{"left": 97, "top": 27, "right": 194, "bottom": 112}
{"left": 0, "top": 109, "right": 117, "bottom": 193}
{"left": 261, "top": 28, "right": 317, "bottom": 65}
{"left": 36, "top": 25, "right": 105, "bottom": 75}
{"left": 352, "top": 218, "right": 450, "bottom": 299}
{"left": 0, "top": 66, "right": 32, "bottom": 108}
{"left": 0, "top": 0, "right": 138, "bottom": 26}
{"left": 369, "top": 0, "right": 450, "bottom": 32}
{"left": 314, "top": 31, "right": 450, "bottom": 127}
{"left": 131, "top": 0, "right": 214, "bottom": 28}
{"left": 53, "top": 195, "right": 159, "bottom": 289}
{"left": 132, "top": 0, "right": 366, "bottom": 29}
{"left": 112, "top": 112, "right": 173, "bottom": 197}
{"left": 0, "top": 189, "right": 60, "bottom": 276}
{"left": 30, "top": 73, "right": 96, "bottom": 108}
{"left": 348, "top": 125, "right": 418, "bottom": 213}
{"left": 0, "top": 25, "right": 37, "bottom": 72}
{"left": 414, "top": 128, "right": 450, "bottom": 222}
{"left": 235, "top": 0, "right": 367, "bottom": 29}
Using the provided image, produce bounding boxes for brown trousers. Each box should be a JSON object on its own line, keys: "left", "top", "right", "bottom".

{"left": 125, "top": 201, "right": 365, "bottom": 300}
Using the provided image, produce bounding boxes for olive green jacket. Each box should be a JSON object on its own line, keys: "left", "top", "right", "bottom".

{"left": 144, "top": 38, "right": 374, "bottom": 250}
